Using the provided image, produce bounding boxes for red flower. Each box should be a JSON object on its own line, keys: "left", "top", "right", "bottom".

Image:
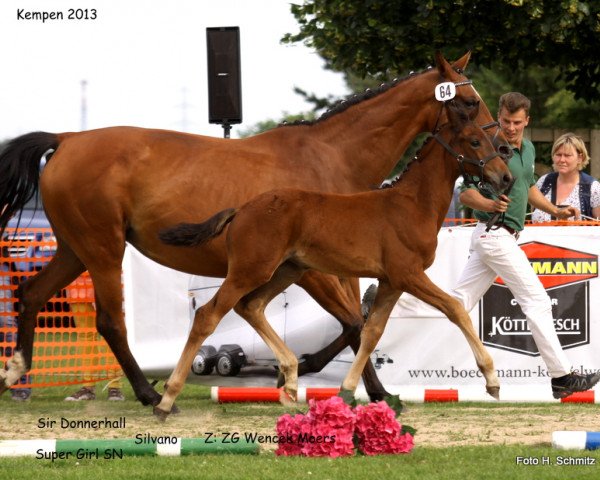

{"left": 275, "top": 413, "right": 308, "bottom": 456}
{"left": 354, "top": 401, "right": 414, "bottom": 455}
{"left": 275, "top": 396, "right": 355, "bottom": 457}
{"left": 275, "top": 397, "right": 414, "bottom": 457}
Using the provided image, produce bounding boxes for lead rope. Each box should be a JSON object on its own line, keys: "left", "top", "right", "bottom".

{"left": 485, "top": 177, "right": 516, "bottom": 232}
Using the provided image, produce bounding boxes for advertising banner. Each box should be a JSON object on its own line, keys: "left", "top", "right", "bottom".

{"left": 374, "top": 226, "right": 600, "bottom": 394}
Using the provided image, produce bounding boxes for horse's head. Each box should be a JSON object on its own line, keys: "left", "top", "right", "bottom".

{"left": 432, "top": 52, "right": 513, "bottom": 162}
{"left": 435, "top": 100, "right": 513, "bottom": 195}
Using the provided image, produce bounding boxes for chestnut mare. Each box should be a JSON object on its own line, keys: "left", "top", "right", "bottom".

{"left": 158, "top": 100, "right": 511, "bottom": 418}
{"left": 0, "top": 52, "right": 507, "bottom": 410}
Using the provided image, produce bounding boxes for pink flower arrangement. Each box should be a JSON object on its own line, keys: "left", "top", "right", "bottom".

{"left": 275, "top": 413, "right": 311, "bottom": 456}
{"left": 354, "top": 401, "right": 414, "bottom": 455}
{"left": 275, "top": 396, "right": 414, "bottom": 457}
{"left": 275, "top": 396, "right": 355, "bottom": 457}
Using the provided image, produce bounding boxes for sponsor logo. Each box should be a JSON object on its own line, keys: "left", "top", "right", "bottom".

{"left": 480, "top": 242, "right": 597, "bottom": 356}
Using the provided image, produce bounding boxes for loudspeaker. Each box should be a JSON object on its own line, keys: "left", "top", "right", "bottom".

{"left": 206, "top": 26, "right": 242, "bottom": 125}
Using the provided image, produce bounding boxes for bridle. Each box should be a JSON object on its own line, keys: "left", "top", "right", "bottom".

{"left": 430, "top": 78, "right": 507, "bottom": 195}
{"left": 431, "top": 79, "right": 503, "bottom": 139}
{"left": 432, "top": 128, "right": 502, "bottom": 194}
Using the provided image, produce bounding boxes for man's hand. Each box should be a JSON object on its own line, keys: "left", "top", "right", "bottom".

{"left": 554, "top": 205, "right": 580, "bottom": 220}
{"left": 492, "top": 194, "right": 511, "bottom": 213}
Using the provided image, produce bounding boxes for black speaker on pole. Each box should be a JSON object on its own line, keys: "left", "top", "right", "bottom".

{"left": 206, "top": 26, "right": 242, "bottom": 138}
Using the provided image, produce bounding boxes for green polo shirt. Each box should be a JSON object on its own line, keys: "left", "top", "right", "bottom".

{"left": 473, "top": 138, "right": 536, "bottom": 232}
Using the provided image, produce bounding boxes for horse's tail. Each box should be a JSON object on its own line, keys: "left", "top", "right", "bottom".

{"left": 0, "top": 131, "right": 59, "bottom": 236}
{"left": 159, "top": 208, "right": 238, "bottom": 246}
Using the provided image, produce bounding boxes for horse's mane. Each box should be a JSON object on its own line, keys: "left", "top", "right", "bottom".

{"left": 378, "top": 134, "right": 435, "bottom": 190}
{"left": 378, "top": 94, "right": 473, "bottom": 191}
{"left": 278, "top": 65, "right": 436, "bottom": 128}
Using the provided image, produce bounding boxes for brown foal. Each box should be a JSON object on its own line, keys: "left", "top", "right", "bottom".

{"left": 157, "top": 100, "right": 512, "bottom": 419}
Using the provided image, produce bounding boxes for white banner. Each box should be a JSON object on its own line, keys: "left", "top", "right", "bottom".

{"left": 124, "top": 225, "right": 600, "bottom": 394}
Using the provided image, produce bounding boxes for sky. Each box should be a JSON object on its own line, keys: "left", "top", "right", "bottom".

{"left": 0, "top": 0, "right": 347, "bottom": 139}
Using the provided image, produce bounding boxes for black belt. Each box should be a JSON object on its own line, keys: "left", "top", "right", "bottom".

{"left": 480, "top": 222, "right": 520, "bottom": 239}
{"left": 499, "top": 224, "right": 520, "bottom": 239}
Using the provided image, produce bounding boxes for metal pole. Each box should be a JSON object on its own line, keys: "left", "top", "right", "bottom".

{"left": 80, "top": 80, "right": 88, "bottom": 131}
{"left": 222, "top": 121, "right": 231, "bottom": 139}
{"left": 181, "top": 87, "right": 188, "bottom": 132}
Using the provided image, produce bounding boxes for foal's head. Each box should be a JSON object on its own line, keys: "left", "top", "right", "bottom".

{"left": 437, "top": 101, "right": 513, "bottom": 194}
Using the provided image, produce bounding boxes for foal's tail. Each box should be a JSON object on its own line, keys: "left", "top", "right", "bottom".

{"left": 0, "top": 131, "right": 59, "bottom": 236}
{"left": 159, "top": 208, "right": 238, "bottom": 246}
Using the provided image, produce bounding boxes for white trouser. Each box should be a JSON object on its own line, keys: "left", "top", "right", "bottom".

{"left": 452, "top": 222, "right": 571, "bottom": 378}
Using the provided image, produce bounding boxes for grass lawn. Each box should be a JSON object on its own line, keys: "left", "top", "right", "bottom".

{"left": 0, "top": 384, "right": 598, "bottom": 479}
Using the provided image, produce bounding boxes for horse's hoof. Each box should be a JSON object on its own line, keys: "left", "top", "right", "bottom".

{"left": 337, "top": 388, "right": 356, "bottom": 405}
{"left": 153, "top": 406, "right": 170, "bottom": 422}
{"left": 382, "top": 394, "right": 406, "bottom": 415}
{"left": 368, "top": 389, "right": 391, "bottom": 402}
{"left": 170, "top": 404, "right": 181, "bottom": 414}
{"left": 486, "top": 385, "right": 500, "bottom": 400}
{"left": 279, "top": 388, "right": 297, "bottom": 406}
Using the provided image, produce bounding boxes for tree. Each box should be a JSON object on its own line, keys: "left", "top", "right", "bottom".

{"left": 242, "top": 1, "right": 600, "bottom": 176}
{"left": 471, "top": 64, "right": 600, "bottom": 128}
{"left": 284, "top": 0, "right": 600, "bottom": 103}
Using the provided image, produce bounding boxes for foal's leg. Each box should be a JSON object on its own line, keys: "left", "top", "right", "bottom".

{"left": 154, "top": 275, "right": 262, "bottom": 419}
{"left": 340, "top": 280, "right": 401, "bottom": 395}
{"left": 234, "top": 262, "right": 307, "bottom": 403}
{"left": 1, "top": 240, "right": 84, "bottom": 395}
{"left": 297, "top": 272, "right": 391, "bottom": 401}
{"left": 405, "top": 272, "right": 500, "bottom": 399}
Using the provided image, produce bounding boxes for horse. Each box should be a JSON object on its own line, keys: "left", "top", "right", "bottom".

{"left": 0, "top": 51, "right": 509, "bottom": 411}
{"left": 157, "top": 99, "right": 511, "bottom": 419}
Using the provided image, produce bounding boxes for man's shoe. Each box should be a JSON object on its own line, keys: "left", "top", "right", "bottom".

{"left": 64, "top": 386, "right": 96, "bottom": 401}
{"left": 361, "top": 284, "right": 378, "bottom": 319}
{"left": 11, "top": 390, "right": 31, "bottom": 402}
{"left": 551, "top": 371, "right": 600, "bottom": 399}
{"left": 107, "top": 388, "right": 125, "bottom": 401}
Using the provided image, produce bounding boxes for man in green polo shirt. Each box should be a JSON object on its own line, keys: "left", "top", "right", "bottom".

{"left": 453, "top": 92, "right": 600, "bottom": 399}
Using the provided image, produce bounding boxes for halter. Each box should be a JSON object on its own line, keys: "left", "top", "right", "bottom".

{"left": 431, "top": 81, "right": 502, "bottom": 141}
{"left": 430, "top": 80, "right": 473, "bottom": 130}
{"left": 429, "top": 78, "right": 505, "bottom": 194}
{"left": 432, "top": 130, "right": 502, "bottom": 190}
{"left": 431, "top": 80, "right": 502, "bottom": 136}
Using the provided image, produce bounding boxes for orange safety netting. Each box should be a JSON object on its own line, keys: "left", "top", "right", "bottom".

{"left": 1, "top": 228, "right": 122, "bottom": 388}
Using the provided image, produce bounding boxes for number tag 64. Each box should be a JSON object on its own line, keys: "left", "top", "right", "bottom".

{"left": 434, "top": 82, "right": 456, "bottom": 102}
